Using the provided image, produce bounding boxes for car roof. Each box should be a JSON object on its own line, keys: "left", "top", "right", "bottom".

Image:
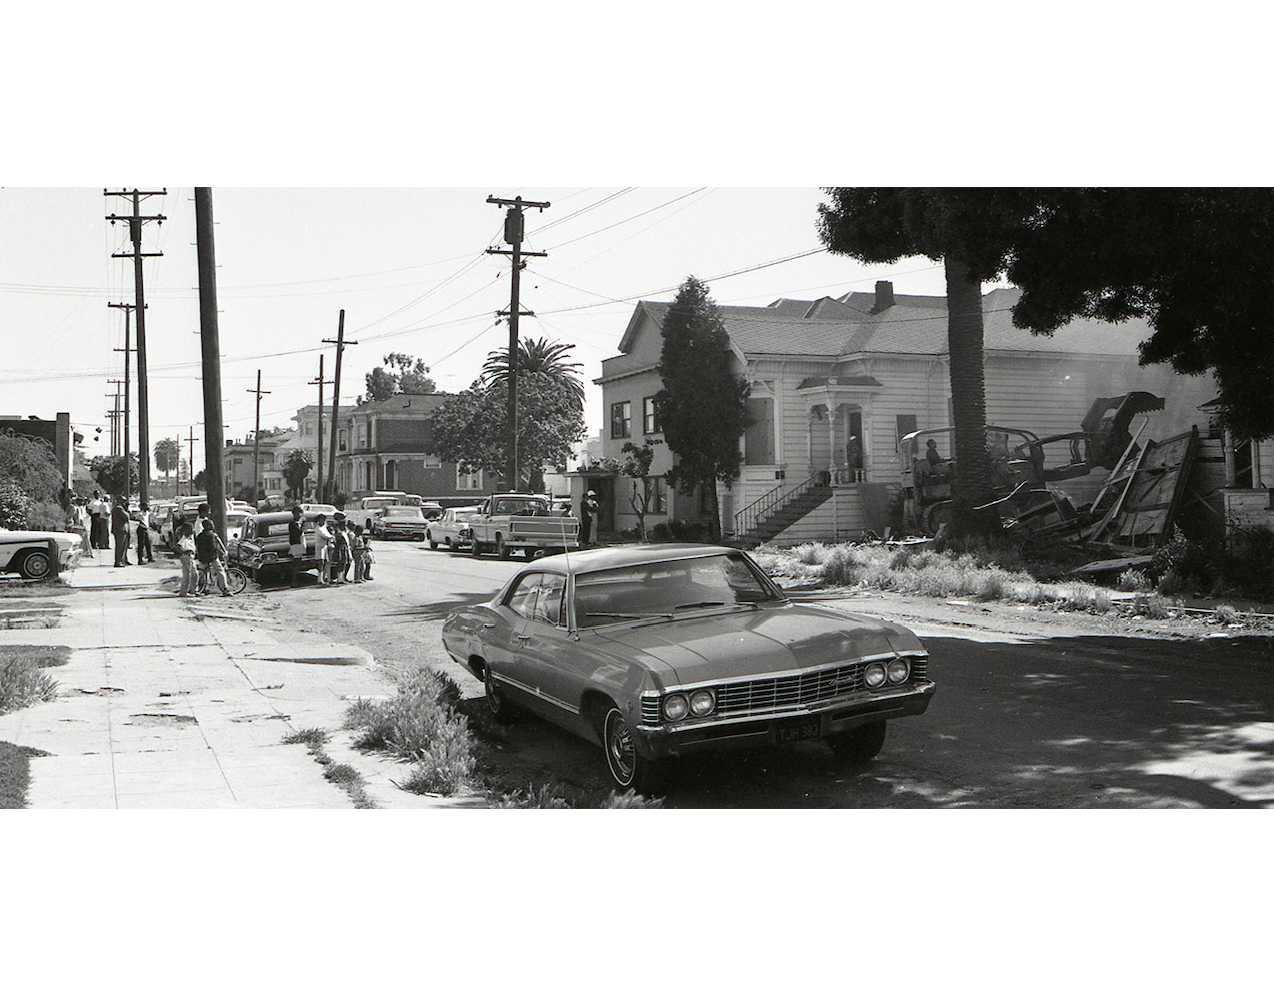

{"left": 524, "top": 543, "right": 742, "bottom": 576}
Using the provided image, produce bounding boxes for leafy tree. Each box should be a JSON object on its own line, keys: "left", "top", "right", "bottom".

{"left": 618, "top": 439, "right": 658, "bottom": 542}
{"left": 652, "top": 277, "right": 750, "bottom": 541}
{"left": 428, "top": 374, "right": 586, "bottom": 490}
{"left": 88, "top": 454, "right": 139, "bottom": 498}
{"left": 818, "top": 189, "right": 1042, "bottom": 537}
{"left": 193, "top": 469, "right": 207, "bottom": 492}
{"left": 282, "top": 449, "right": 313, "bottom": 500}
{"left": 0, "top": 482, "right": 32, "bottom": 529}
{"left": 361, "top": 352, "right": 437, "bottom": 403}
{"left": 481, "top": 336, "right": 586, "bottom": 406}
{"left": 154, "top": 437, "right": 179, "bottom": 494}
{"left": 0, "top": 430, "right": 63, "bottom": 505}
{"left": 1002, "top": 188, "right": 1274, "bottom": 439}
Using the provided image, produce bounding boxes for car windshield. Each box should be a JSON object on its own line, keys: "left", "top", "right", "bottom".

{"left": 573, "top": 554, "right": 782, "bottom": 628}
{"left": 383, "top": 507, "right": 420, "bottom": 516}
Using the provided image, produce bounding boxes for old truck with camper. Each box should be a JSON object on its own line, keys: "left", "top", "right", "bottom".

{"left": 466, "top": 493, "right": 580, "bottom": 559}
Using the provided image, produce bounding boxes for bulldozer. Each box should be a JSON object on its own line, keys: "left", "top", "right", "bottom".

{"left": 899, "top": 392, "right": 1166, "bottom": 535}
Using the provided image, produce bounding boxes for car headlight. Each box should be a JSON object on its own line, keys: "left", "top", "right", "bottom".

{"left": 260, "top": 552, "right": 277, "bottom": 562}
{"left": 662, "top": 693, "right": 689, "bottom": 721}
{"left": 864, "top": 662, "right": 887, "bottom": 688}
{"left": 689, "top": 689, "right": 716, "bottom": 717}
{"left": 887, "top": 658, "right": 910, "bottom": 684}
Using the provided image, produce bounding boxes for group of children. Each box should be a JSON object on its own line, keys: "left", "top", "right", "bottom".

{"left": 311, "top": 512, "right": 373, "bottom": 586}
{"left": 173, "top": 517, "right": 231, "bottom": 597}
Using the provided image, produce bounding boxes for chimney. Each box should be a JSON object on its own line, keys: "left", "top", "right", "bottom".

{"left": 870, "top": 280, "right": 895, "bottom": 314}
{"left": 225, "top": 439, "right": 233, "bottom": 447}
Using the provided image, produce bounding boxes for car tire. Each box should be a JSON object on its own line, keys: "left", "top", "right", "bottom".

{"left": 18, "top": 549, "right": 52, "bottom": 580}
{"left": 602, "top": 707, "right": 668, "bottom": 795}
{"left": 427, "top": 534, "right": 438, "bottom": 550}
{"left": 496, "top": 534, "right": 513, "bottom": 560}
{"left": 827, "top": 721, "right": 887, "bottom": 763}
{"left": 484, "top": 669, "right": 518, "bottom": 724}
{"left": 524, "top": 547, "right": 537, "bottom": 559}
{"left": 471, "top": 538, "right": 484, "bottom": 557}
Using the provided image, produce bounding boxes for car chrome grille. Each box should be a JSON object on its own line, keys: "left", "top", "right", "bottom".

{"left": 639, "top": 654, "right": 928, "bottom": 724}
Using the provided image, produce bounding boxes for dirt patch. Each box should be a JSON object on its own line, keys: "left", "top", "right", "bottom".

{"left": 128, "top": 712, "right": 197, "bottom": 725}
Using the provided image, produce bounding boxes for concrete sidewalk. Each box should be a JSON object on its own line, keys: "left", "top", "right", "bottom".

{"left": 1, "top": 554, "right": 442, "bottom": 809}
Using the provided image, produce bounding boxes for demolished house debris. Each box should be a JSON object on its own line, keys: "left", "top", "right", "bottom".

{"left": 900, "top": 391, "right": 1263, "bottom": 571}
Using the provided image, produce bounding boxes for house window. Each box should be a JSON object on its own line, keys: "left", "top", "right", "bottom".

{"left": 457, "top": 465, "right": 483, "bottom": 491}
{"left": 305, "top": 422, "right": 313, "bottom": 437}
{"left": 698, "top": 484, "right": 716, "bottom": 516}
{"left": 896, "top": 414, "right": 918, "bottom": 450}
{"left": 643, "top": 396, "right": 661, "bottom": 435}
{"left": 423, "top": 455, "right": 442, "bottom": 469}
{"left": 648, "top": 476, "right": 667, "bottom": 514}
{"left": 744, "top": 397, "right": 775, "bottom": 466}
{"left": 339, "top": 433, "right": 348, "bottom": 452}
{"left": 611, "top": 401, "right": 632, "bottom": 440}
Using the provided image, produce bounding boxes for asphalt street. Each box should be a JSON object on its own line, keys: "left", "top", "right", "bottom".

{"left": 266, "top": 540, "right": 1274, "bottom": 808}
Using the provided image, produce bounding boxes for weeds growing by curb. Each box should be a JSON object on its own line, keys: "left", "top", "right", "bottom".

{"left": 282, "top": 725, "right": 374, "bottom": 808}
{"left": 0, "top": 647, "right": 68, "bottom": 715}
{"left": 344, "top": 669, "right": 476, "bottom": 796}
{"left": 486, "top": 781, "right": 665, "bottom": 809}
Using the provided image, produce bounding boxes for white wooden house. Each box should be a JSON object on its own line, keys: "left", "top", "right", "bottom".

{"left": 594, "top": 281, "right": 1232, "bottom": 545}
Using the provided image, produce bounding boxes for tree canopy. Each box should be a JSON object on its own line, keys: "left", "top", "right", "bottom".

{"left": 1002, "top": 188, "right": 1273, "bottom": 439}
{"left": 153, "top": 438, "right": 179, "bottom": 475}
{"left": 652, "top": 277, "right": 750, "bottom": 539}
{"left": 282, "top": 449, "right": 313, "bottom": 499}
{"left": 427, "top": 374, "right": 586, "bottom": 489}
{"left": 87, "top": 454, "right": 138, "bottom": 498}
{"left": 481, "top": 336, "right": 586, "bottom": 406}
{"left": 361, "top": 352, "right": 438, "bottom": 403}
{"left": 0, "top": 430, "right": 63, "bottom": 504}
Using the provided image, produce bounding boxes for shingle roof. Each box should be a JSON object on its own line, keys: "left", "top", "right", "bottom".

{"left": 630, "top": 287, "right": 1151, "bottom": 360}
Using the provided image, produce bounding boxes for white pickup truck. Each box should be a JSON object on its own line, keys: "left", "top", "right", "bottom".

{"left": 466, "top": 494, "right": 579, "bottom": 559}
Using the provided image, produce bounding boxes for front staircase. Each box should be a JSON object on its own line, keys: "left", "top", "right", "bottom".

{"left": 734, "top": 473, "right": 834, "bottom": 548}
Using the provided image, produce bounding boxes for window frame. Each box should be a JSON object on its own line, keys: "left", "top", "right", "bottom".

{"left": 642, "top": 396, "right": 661, "bottom": 435}
{"left": 611, "top": 400, "right": 632, "bottom": 440}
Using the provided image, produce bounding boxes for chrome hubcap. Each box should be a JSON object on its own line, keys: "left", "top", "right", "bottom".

{"left": 606, "top": 712, "right": 635, "bottom": 783}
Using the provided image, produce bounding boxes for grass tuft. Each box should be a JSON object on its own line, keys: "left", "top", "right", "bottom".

{"left": 323, "top": 763, "right": 360, "bottom": 784}
{"left": 0, "top": 656, "right": 60, "bottom": 714}
{"left": 281, "top": 727, "right": 329, "bottom": 746}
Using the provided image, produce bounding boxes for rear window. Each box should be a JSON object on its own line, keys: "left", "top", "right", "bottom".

{"left": 383, "top": 507, "right": 420, "bottom": 516}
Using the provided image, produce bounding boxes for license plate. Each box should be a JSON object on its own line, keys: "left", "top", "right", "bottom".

{"left": 775, "top": 717, "right": 822, "bottom": 744}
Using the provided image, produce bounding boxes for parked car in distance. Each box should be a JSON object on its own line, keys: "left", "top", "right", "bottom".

{"left": 344, "top": 492, "right": 424, "bottom": 532}
{"left": 301, "top": 502, "right": 337, "bottom": 517}
{"left": 442, "top": 544, "right": 933, "bottom": 792}
{"left": 1, "top": 527, "right": 85, "bottom": 580}
{"left": 371, "top": 505, "right": 429, "bottom": 541}
{"left": 466, "top": 493, "right": 580, "bottom": 559}
{"left": 226, "top": 510, "right": 318, "bottom": 584}
{"left": 426, "top": 507, "right": 482, "bottom": 551}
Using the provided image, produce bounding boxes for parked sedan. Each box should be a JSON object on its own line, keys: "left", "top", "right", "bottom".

{"left": 1, "top": 527, "right": 85, "bottom": 580}
{"left": 227, "top": 510, "right": 318, "bottom": 583}
{"left": 372, "top": 505, "right": 429, "bottom": 541}
{"left": 426, "top": 506, "right": 481, "bottom": 551}
{"left": 442, "top": 544, "right": 934, "bottom": 793}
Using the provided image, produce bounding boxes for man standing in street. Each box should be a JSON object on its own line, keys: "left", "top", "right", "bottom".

{"left": 195, "top": 519, "right": 231, "bottom": 597}
{"left": 111, "top": 496, "right": 131, "bottom": 567}
{"left": 580, "top": 489, "right": 599, "bottom": 546}
{"left": 135, "top": 505, "right": 154, "bottom": 565}
{"left": 90, "top": 492, "right": 108, "bottom": 549}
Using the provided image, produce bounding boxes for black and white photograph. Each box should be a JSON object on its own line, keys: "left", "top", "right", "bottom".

{"left": 2, "top": 4, "right": 1268, "bottom": 1005}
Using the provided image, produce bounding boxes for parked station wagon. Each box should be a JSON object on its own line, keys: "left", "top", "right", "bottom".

{"left": 0, "top": 528, "right": 84, "bottom": 580}
{"left": 226, "top": 510, "right": 318, "bottom": 583}
{"left": 442, "top": 544, "right": 934, "bottom": 792}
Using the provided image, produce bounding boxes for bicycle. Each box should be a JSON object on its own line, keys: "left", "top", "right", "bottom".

{"left": 224, "top": 565, "right": 249, "bottom": 595}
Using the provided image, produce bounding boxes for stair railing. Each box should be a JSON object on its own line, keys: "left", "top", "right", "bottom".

{"left": 734, "top": 469, "right": 829, "bottom": 541}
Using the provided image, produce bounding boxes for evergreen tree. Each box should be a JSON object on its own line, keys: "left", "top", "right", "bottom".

{"left": 652, "top": 277, "right": 750, "bottom": 541}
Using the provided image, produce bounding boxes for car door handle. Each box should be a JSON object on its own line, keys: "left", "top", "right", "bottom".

{"left": 516, "top": 634, "right": 531, "bottom": 641}
{"left": 483, "top": 623, "right": 496, "bottom": 629}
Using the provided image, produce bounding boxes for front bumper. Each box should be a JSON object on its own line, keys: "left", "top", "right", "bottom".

{"left": 632, "top": 681, "right": 935, "bottom": 760}
{"left": 378, "top": 527, "right": 426, "bottom": 539}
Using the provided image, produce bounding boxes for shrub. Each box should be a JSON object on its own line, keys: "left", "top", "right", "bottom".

{"left": 0, "top": 656, "right": 59, "bottom": 714}
{"left": 599, "top": 790, "right": 665, "bottom": 809}
{"left": 793, "top": 542, "right": 828, "bottom": 566}
{"left": 1117, "top": 569, "right": 1153, "bottom": 593}
{"left": 1214, "top": 604, "right": 1240, "bottom": 624}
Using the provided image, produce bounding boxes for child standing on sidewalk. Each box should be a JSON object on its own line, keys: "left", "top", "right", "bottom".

{"left": 176, "top": 522, "right": 197, "bottom": 597}
{"left": 314, "top": 514, "right": 333, "bottom": 586}
{"left": 360, "top": 531, "right": 374, "bottom": 581}
{"left": 350, "top": 530, "right": 366, "bottom": 583}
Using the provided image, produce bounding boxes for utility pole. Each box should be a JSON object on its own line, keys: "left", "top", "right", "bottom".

{"left": 186, "top": 427, "right": 198, "bottom": 496}
{"left": 322, "top": 311, "right": 356, "bottom": 503}
{"left": 309, "top": 355, "right": 326, "bottom": 503}
{"left": 109, "top": 303, "right": 137, "bottom": 500}
{"left": 105, "top": 188, "right": 165, "bottom": 510}
{"left": 105, "top": 387, "right": 123, "bottom": 455}
{"left": 194, "top": 188, "right": 228, "bottom": 539}
{"left": 486, "top": 194, "right": 550, "bottom": 491}
{"left": 248, "top": 370, "right": 270, "bottom": 508}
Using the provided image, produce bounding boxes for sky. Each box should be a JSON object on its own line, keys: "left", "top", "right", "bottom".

{"left": 0, "top": 186, "right": 952, "bottom": 461}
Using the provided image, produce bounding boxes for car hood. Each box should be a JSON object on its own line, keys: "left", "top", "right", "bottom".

{"left": 588, "top": 604, "right": 921, "bottom": 687}
{"left": 0, "top": 529, "right": 83, "bottom": 547}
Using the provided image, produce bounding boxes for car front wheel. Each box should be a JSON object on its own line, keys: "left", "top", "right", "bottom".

{"left": 427, "top": 533, "right": 438, "bottom": 550}
{"left": 827, "top": 721, "right": 887, "bottom": 763}
{"left": 19, "top": 549, "right": 52, "bottom": 580}
{"left": 603, "top": 707, "right": 667, "bottom": 795}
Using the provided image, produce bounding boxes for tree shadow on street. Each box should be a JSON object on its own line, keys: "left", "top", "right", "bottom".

{"left": 379, "top": 592, "right": 496, "bottom": 623}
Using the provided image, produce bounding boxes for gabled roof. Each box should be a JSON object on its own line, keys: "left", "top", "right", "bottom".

{"left": 619, "top": 287, "right": 1151, "bottom": 361}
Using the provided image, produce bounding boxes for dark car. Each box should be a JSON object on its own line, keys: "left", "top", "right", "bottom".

{"left": 442, "top": 544, "right": 933, "bottom": 793}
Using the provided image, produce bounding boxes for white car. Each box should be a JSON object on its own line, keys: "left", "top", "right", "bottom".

{"left": 1, "top": 528, "right": 85, "bottom": 580}
{"left": 426, "top": 507, "right": 482, "bottom": 551}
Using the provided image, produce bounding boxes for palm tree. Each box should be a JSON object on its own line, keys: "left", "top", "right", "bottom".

{"left": 153, "top": 438, "right": 180, "bottom": 498}
{"left": 481, "top": 336, "right": 585, "bottom": 406}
